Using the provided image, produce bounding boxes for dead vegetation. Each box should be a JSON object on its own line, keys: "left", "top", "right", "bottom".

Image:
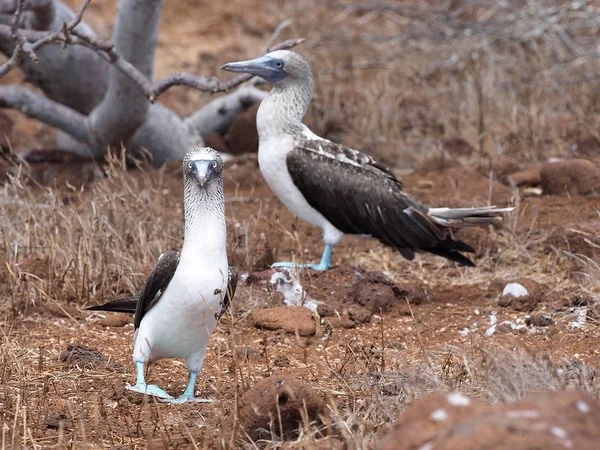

{"left": 1, "top": 0, "right": 600, "bottom": 448}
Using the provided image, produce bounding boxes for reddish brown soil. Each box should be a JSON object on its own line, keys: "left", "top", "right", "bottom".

{"left": 2, "top": 0, "right": 600, "bottom": 448}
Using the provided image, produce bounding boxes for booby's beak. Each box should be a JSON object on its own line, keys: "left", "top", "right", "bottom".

{"left": 221, "top": 56, "right": 287, "bottom": 83}
{"left": 189, "top": 159, "right": 217, "bottom": 187}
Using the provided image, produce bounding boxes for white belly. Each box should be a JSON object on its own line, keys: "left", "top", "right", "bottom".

{"left": 258, "top": 137, "right": 344, "bottom": 245}
{"left": 133, "top": 260, "right": 228, "bottom": 364}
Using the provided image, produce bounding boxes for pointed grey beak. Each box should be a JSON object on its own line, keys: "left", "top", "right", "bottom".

{"left": 190, "top": 159, "right": 216, "bottom": 187}
{"left": 221, "top": 56, "right": 286, "bottom": 82}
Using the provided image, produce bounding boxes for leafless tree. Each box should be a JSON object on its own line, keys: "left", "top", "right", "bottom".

{"left": 0, "top": 0, "right": 301, "bottom": 165}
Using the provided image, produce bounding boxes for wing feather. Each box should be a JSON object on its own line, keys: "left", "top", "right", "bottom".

{"left": 286, "top": 142, "right": 475, "bottom": 265}
{"left": 87, "top": 249, "right": 180, "bottom": 330}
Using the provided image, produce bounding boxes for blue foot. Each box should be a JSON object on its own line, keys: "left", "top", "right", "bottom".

{"left": 272, "top": 244, "right": 333, "bottom": 271}
{"left": 162, "top": 395, "right": 212, "bottom": 404}
{"left": 126, "top": 383, "right": 173, "bottom": 399}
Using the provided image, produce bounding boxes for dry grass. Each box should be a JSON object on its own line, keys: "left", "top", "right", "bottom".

{"left": 1, "top": 0, "right": 600, "bottom": 448}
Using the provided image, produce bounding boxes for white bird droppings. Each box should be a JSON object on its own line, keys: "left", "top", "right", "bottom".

{"left": 417, "top": 442, "right": 434, "bottom": 450}
{"left": 550, "top": 426, "right": 568, "bottom": 439}
{"left": 447, "top": 392, "right": 471, "bottom": 406}
{"left": 569, "top": 307, "right": 587, "bottom": 331}
{"left": 429, "top": 408, "right": 449, "bottom": 422}
{"left": 270, "top": 270, "right": 321, "bottom": 311}
{"left": 502, "top": 282, "right": 529, "bottom": 298}
{"left": 576, "top": 400, "right": 591, "bottom": 413}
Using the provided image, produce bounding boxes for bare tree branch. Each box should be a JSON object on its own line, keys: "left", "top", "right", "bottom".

{"left": 0, "top": 85, "right": 90, "bottom": 144}
{"left": 0, "top": 0, "right": 91, "bottom": 77}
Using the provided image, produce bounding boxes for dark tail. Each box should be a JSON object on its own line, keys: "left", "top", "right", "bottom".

{"left": 87, "top": 295, "right": 138, "bottom": 314}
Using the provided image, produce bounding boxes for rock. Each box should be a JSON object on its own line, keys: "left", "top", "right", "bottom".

{"left": 526, "top": 314, "right": 555, "bottom": 327}
{"left": 59, "top": 343, "right": 123, "bottom": 371}
{"left": 443, "top": 136, "right": 475, "bottom": 157}
{"left": 540, "top": 159, "right": 600, "bottom": 196}
{"left": 222, "top": 375, "right": 326, "bottom": 443}
{"left": 507, "top": 168, "right": 541, "bottom": 187}
{"left": 379, "top": 390, "right": 600, "bottom": 450}
{"left": 317, "top": 303, "right": 336, "bottom": 317}
{"left": 490, "top": 158, "right": 522, "bottom": 182}
{"left": 347, "top": 272, "right": 411, "bottom": 314}
{"left": 348, "top": 306, "right": 371, "bottom": 324}
{"left": 497, "top": 278, "right": 541, "bottom": 312}
{"left": 252, "top": 306, "right": 317, "bottom": 336}
{"left": 100, "top": 313, "right": 133, "bottom": 327}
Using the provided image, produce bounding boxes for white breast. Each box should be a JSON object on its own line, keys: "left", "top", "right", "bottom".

{"left": 133, "top": 250, "right": 228, "bottom": 362}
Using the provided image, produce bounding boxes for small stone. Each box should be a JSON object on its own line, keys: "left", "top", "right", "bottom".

{"left": 526, "top": 314, "right": 555, "bottom": 327}
{"left": 541, "top": 159, "right": 600, "bottom": 196}
{"left": 348, "top": 306, "right": 371, "bottom": 324}
{"left": 317, "top": 303, "right": 336, "bottom": 317}
{"left": 252, "top": 306, "right": 316, "bottom": 336}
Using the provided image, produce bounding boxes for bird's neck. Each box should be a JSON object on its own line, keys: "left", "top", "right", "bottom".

{"left": 257, "top": 78, "right": 313, "bottom": 140}
{"left": 181, "top": 180, "right": 227, "bottom": 264}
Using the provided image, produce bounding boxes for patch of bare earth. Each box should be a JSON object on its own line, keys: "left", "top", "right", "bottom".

{"left": 2, "top": 0, "right": 600, "bottom": 448}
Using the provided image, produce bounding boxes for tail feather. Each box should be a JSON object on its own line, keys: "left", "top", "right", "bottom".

{"left": 427, "top": 206, "right": 514, "bottom": 228}
{"left": 87, "top": 295, "right": 138, "bottom": 314}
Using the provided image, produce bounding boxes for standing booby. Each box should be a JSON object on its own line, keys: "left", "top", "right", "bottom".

{"left": 88, "top": 147, "right": 237, "bottom": 403}
{"left": 222, "top": 51, "right": 512, "bottom": 270}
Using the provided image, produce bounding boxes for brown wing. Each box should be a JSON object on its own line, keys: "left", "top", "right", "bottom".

{"left": 286, "top": 145, "right": 475, "bottom": 266}
{"left": 216, "top": 265, "right": 239, "bottom": 320}
{"left": 87, "top": 249, "right": 180, "bottom": 329}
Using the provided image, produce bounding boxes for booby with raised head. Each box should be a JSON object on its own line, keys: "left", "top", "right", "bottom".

{"left": 222, "top": 51, "right": 512, "bottom": 270}
{"left": 88, "top": 147, "right": 237, "bottom": 403}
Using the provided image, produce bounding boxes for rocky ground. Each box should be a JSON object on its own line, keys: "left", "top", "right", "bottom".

{"left": 2, "top": 0, "right": 600, "bottom": 448}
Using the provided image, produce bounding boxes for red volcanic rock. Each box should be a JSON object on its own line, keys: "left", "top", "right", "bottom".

{"left": 252, "top": 306, "right": 317, "bottom": 336}
{"left": 379, "top": 390, "right": 600, "bottom": 450}
{"left": 540, "top": 159, "right": 600, "bottom": 196}
{"left": 222, "top": 375, "right": 326, "bottom": 443}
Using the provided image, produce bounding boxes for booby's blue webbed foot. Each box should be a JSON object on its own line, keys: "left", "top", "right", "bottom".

{"left": 162, "top": 395, "right": 212, "bottom": 404}
{"left": 126, "top": 383, "right": 173, "bottom": 399}
{"left": 127, "top": 360, "right": 173, "bottom": 399}
{"left": 272, "top": 244, "right": 333, "bottom": 271}
{"left": 161, "top": 370, "right": 211, "bottom": 404}
{"left": 272, "top": 261, "right": 330, "bottom": 271}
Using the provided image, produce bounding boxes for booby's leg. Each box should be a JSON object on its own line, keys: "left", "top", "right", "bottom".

{"left": 126, "top": 361, "right": 173, "bottom": 399}
{"left": 272, "top": 244, "right": 333, "bottom": 271}
{"left": 162, "top": 370, "right": 212, "bottom": 403}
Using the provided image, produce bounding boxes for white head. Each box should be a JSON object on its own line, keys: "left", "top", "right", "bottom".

{"left": 183, "top": 147, "right": 224, "bottom": 188}
{"left": 221, "top": 50, "right": 313, "bottom": 88}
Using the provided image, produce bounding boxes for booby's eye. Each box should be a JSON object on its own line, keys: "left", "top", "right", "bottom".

{"left": 275, "top": 61, "right": 283, "bottom": 68}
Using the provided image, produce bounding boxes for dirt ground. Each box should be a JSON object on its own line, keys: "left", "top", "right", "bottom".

{"left": 2, "top": 0, "right": 600, "bottom": 449}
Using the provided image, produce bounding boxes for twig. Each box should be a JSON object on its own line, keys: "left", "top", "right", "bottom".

{"left": 0, "top": 0, "right": 92, "bottom": 77}
{"left": 1, "top": 10, "right": 303, "bottom": 102}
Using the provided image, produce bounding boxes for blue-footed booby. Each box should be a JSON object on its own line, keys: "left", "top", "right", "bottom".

{"left": 88, "top": 147, "right": 238, "bottom": 403}
{"left": 222, "top": 51, "right": 512, "bottom": 270}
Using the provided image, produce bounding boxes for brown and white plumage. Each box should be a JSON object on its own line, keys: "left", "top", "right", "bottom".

{"left": 222, "top": 51, "right": 512, "bottom": 269}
